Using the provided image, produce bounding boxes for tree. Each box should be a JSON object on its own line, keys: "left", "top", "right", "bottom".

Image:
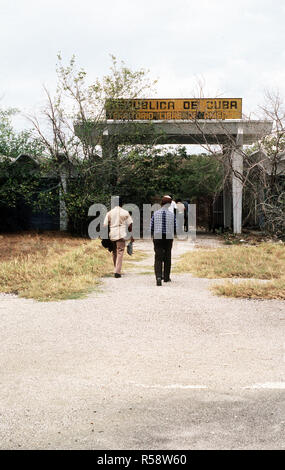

{"left": 27, "top": 54, "right": 157, "bottom": 234}
{"left": 0, "top": 107, "right": 48, "bottom": 230}
{"left": 116, "top": 145, "right": 222, "bottom": 210}
{"left": 250, "top": 90, "right": 285, "bottom": 237}
{"left": 0, "top": 107, "right": 44, "bottom": 158}
{"left": 168, "top": 91, "right": 285, "bottom": 237}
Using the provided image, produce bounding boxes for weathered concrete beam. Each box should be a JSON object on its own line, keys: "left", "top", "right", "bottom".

{"left": 75, "top": 119, "right": 273, "bottom": 146}
{"left": 74, "top": 118, "right": 273, "bottom": 235}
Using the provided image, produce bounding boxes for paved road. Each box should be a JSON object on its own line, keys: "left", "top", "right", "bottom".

{"left": 0, "top": 237, "right": 284, "bottom": 449}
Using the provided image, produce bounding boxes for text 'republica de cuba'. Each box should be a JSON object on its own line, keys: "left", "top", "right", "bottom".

{"left": 105, "top": 98, "right": 242, "bottom": 120}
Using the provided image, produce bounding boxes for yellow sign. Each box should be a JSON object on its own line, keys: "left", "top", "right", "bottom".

{"left": 105, "top": 98, "right": 242, "bottom": 120}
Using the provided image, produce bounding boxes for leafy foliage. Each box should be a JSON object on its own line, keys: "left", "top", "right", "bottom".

{"left": 0, "top": 56, "right": 222, "bottom": 235}
{"left": 117, "top": 146, "right": 222, "bottom": 207}
{"left": 26, "top": 55, "right": 159, "bottom": 233}
{"left": 0, "top": 108, "right": 44, "bottom": 158}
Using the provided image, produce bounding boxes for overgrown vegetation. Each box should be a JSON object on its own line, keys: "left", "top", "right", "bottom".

{"left": 0, "top": 55, "right": 224, "bottom": 235}
{"left": 0, "top": 233, "right": 113, "bottom": 301}
{"left": 175, "top": 243, "right": 285, "bottom": 299}
{"left": 25, "top": 55, "right": 159, "bottom": 233}
{"left": 0, "top": 109, "right": 57, "bottom": 232}
{"left": 0, "top": 108, "right": 44, "bottom": 158}
{"left": 117, "top": 146, "right": 222, "bottom": 208}
{"left": 0, "top": 55, "right": 284, "bottom": 239}
{"left": 212, "top": 277, "right": 285, "bottom": 300}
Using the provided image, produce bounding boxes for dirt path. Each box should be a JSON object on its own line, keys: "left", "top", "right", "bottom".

{"left": 0, "top": 235, "right": 284, "bottom": 449}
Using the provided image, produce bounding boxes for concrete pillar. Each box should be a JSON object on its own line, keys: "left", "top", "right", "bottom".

{"left": 222, "top": 147, "right": 232, "bottom": 229}
{"left": 232, "top": 128, "right": 244, "bottom": 234}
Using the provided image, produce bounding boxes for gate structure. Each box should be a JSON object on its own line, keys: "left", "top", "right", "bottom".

{"left": 75, "top": 98, "right": 273, "bottom": 234}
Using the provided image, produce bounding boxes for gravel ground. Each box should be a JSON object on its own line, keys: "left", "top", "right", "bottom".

{"left": 0, "top": 235, "right": 284, "bottom": 449}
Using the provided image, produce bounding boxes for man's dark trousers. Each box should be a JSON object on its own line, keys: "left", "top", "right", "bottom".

{"left": 153, "top": 236, "right": 173, "bottom": 281}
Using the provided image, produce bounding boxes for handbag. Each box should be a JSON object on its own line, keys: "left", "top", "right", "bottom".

{"left": 127, "top": 241, "right": 133, "bottom": 256}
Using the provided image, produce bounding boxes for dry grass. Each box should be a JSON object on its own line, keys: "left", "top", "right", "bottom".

{"left": 213, "top": 278, "right": 285, "bottom": 300}
{"left": 175, "top": 243, "right": 285, "bottom": 279}
{"left": 0, "top": 231, "right": 87, "bottom": 261}
{"left": 0, "top": 232, "right": 113, "bottom": 301}
{"left": 175, "top": 243, "right": 285, "bottom": 300}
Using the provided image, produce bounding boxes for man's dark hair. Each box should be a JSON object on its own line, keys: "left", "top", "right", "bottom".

{"left": 161, "top": 195, "right": 172, "bottom": 206}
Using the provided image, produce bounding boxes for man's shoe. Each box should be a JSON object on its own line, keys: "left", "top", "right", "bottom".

{"left": 164, "top": 278, "right": 171, "bottom": 282}
{"left": 156, "top": 277, "right": 162, "bottom": 286}
{"left": 114, "top": 273, "right": 121, "bottom": 278}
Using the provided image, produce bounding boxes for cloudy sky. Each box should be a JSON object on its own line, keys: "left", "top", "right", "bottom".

{"left": 1, "top": 0, "right": 285, "bottom": 129}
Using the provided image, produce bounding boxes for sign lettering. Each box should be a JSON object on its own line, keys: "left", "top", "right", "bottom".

{"left": 105, "top": 98, "right": 242, "bottom": 120}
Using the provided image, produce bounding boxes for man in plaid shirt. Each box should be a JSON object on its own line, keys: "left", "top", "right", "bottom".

{"left": 150, "top": 195, "right": 176, "bottom": 286}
